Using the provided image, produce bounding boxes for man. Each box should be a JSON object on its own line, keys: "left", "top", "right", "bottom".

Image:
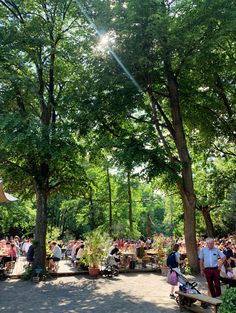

{"left": 199, "top": 237, "right": 226, "bottom": 297}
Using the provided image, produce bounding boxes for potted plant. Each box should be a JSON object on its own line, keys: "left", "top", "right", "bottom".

{"left": 152, "top": 233, "right": 173, "bottom": 274}
{"left": 82, "top": 229, "right": 112, "bottom": 277}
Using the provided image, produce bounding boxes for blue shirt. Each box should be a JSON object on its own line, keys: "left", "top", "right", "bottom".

{"left": 199, "top": 247, "right": 225, "bottom": 268}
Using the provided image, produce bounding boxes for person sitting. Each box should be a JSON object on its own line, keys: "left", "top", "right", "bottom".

{"left": 108, "top": 241, "right": 120, "bottom": 267}
{"left": 75, "top": 243, "right": 85, "bottom": 268}
{"left": 223, "top": 241, "right": 236, "bottom": 268}
{"left": 47, "top": 242, "right": 62, "bottom": 271}
{"left": 221, "top": 259, "right": 236, "bottom": 280}
{"left": 226, "top": 266, "right": 236, "bottom": 279}
{"left": 1, "top": 242, "right": 17, "bottom": 265}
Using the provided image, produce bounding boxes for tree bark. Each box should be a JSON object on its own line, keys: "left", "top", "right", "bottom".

{"left": 106, "top": 166, "right": 113, "bottom": 235}
{"left": 33, "top": 176, "right": 48, "bottom": 270}
{"left": 166, "top": 70, "right": 199, "bottom": 272}
{"left": 201, "top": 206, "right": 215, "bottom": 238}
{"left": 89, "top": 186, "right": 95, "bottom": 229}
{"left": 149, "top": 53, "right": 199, "bottom": 271}
{"left": 146, "top": 214, "right": 152, "bottom": 237}
{"left": 168, "top": 71, "right": 198, "bottom": 272}
{"left": 127, "top": 170, "right": 133, "bottom": 233}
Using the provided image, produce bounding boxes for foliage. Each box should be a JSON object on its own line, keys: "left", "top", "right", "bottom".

{"left": 0, "top": 201, "right": 36, "bottom": 237}
{"left": 152, "top": 233, "right": 174, "bottom": 266}
{"left": 47, "top": 227, "right": 61, "bottom": 242}
{"left": 220, "top": 287, "right": 236, "bottom": 313}
{"left": 0, "top": 1, "right": 236, "bottom": 267}
{"left": 21, "top": 264, "right": 34, "bottom": 281}
{"left": 82, "top": 229, "right": 112, "bottom": 268}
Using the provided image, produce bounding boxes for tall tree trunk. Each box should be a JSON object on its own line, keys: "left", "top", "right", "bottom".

{"left": 201, "top": 206, "right": 215, "bottom": 237}
{"left": 148, "top": 53, "right": 198, "bottom": 271}
{"left": 33, "top": 178, "right": 48, "bottom": 270}
{"left": 127, "top": 170, "right": 133, "bottom": 233}
{"left": 146, "top": 214, "right": 152, "bottom": 237}
{"left": 166, "top": 70, "right": 198, "bottom": 272}
{"left": 89, "top": 186, "right": 95, "bottom": 229}
{"left": 106, "top": 166, "right": 113, "bottom": 235}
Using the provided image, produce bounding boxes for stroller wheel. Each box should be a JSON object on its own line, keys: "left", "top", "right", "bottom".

{"left": 201, "top": 302, "right": 208, "bottom": 309}
{"left": 113, "top": 269, "right": 119, "bottom": 276}
{"left": 175, "top": 296, "right": 180, "bottom": 305}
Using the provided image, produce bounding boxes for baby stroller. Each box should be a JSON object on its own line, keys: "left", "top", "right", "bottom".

{"left": 101, "top": 255, "right": 119, "bottom": 278}
{"left": 172, "top": 269, "right": 208, "bottom": 309}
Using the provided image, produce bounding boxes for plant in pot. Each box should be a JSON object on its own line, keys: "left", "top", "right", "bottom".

{"left": 152, "top": 233, "right": 174, "bottom": 274}
{"left": 82, "top": 229, "right": 112, "bottom": 277}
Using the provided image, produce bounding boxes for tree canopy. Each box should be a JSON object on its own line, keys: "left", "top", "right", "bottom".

{"left": 0, "top": 0, "right": 235, "bottom": 271}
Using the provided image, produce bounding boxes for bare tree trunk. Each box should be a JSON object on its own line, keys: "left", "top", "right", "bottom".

{"left": 200, "top": 206, "right": 215, "bottom": 237}
{"left": 89, "top": 186, "right": 95, "bottom": 229}
{"left": 167, "top": 71, "right": 199, "bottom": 272}
{"left": 146, "top": 214, "right": 152, "bottom": 237}
{"left": 127, "top": 171, "right": 133, "bottom": 234}
{"left": 106, "top": 167, "right": 113, "bottom": 235}
{"left": 148, "top": 56, "right": 199, "bottom": 271}
{"left": 33, "top": 176, "right": 48, "bottom": 270}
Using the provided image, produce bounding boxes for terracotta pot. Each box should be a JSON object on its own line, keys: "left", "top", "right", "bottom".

{"left": 88, "top": 267, "right": 100, "bottom": 277}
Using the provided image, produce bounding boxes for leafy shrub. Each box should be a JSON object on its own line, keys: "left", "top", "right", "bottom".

{"left": 82, "top": 229, "right": 112, "bottom": 268}
{"left": 21, "top": 264, "right": 34, "bottom": 280}
{"left": 152, "top": 233, "right": 174, "bottom": 266}
{"left": 220, "top": 287, "right": 236, "bottom": 313}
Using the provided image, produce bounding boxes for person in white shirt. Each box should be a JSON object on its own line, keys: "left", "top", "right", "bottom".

{"left": 199, "top": 237, "right": 226, "bottom": 297}
{"left": 22, "top": 239, "right": 32, "bottom": 256}
{"left": 48, "top": 242, "right": 61, "bottom": 271}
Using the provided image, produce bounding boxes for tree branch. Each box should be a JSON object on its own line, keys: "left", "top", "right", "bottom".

{"left": 0, "top": 0, "right": 25, "bottom": 23}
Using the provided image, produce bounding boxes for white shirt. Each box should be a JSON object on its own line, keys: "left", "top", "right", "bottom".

{"left": 199, "top": 247, "right": 225, "bottom": 268}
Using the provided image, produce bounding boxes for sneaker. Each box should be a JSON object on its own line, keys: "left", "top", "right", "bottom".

{"left": 169, "top": 294, "right": 176, "bottom": 299}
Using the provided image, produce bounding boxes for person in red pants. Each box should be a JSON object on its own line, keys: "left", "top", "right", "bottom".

{"left": 199, "top": 238, "right": 226, "bottom": 297}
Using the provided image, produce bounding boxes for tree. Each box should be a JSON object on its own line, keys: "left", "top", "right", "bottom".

{"left": 0, "top": 0, "right": 88, "bottom": 269}
{"left": 75, "top": 0, "right": 236, "bottom": 271}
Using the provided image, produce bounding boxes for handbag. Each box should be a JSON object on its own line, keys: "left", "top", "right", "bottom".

{"left": 167, "top": 270, "right": 178, "bottom": 286}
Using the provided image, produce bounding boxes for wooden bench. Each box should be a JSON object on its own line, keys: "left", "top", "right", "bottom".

{"left": 175, "top": 291, "right": 222, "bottom": 313}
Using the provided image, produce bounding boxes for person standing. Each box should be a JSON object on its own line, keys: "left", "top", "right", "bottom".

{"left": 199, "top": 237, "right": 226, "bottom": 297}
{"left": 167, "top": 243, "right": 186, "bottom": 299}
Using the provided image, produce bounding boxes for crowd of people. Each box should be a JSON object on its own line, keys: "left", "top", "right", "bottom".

{"left": 0, "top": 234, "right": 235, "bottom": 286}
{"left": 0, "top": 236, "right": 63, "bottom": 272}
{"left": 167, "top": 236, "right": 236, "bottom": 299}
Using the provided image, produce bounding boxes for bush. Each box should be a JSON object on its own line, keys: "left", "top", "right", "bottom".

{"left": 220, "top": 288, "right": 236, "bottom": 313}
{"left": 21, "top": 264, "right": 34, "bottom": 280}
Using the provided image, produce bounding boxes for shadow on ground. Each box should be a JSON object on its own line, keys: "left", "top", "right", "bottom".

{"left": 0, "top": 275, "right": 178, "bottom": 313}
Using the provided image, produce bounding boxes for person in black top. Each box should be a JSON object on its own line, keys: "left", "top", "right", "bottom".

{"left": 223, "top": 241, "right": 236, "bottom": 268}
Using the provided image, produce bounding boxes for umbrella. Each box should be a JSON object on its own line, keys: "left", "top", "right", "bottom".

{"left": 0, "top": 180, "right": 18, "bottom": 203}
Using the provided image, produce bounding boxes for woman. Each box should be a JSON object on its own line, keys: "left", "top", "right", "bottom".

{"left": 167, "top": 243, "right": 186, "bottom": 299}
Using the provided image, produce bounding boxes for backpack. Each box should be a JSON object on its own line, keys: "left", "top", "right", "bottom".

{"left": 167, "top": 251, "right": 178, "bottom": 268}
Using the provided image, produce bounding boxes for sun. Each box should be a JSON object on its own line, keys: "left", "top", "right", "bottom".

{"left": 95, "top": 31, "right": 116, "bottom": 53}
{"left": 99, "top": 33, "right": 110, "bottom": 47}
